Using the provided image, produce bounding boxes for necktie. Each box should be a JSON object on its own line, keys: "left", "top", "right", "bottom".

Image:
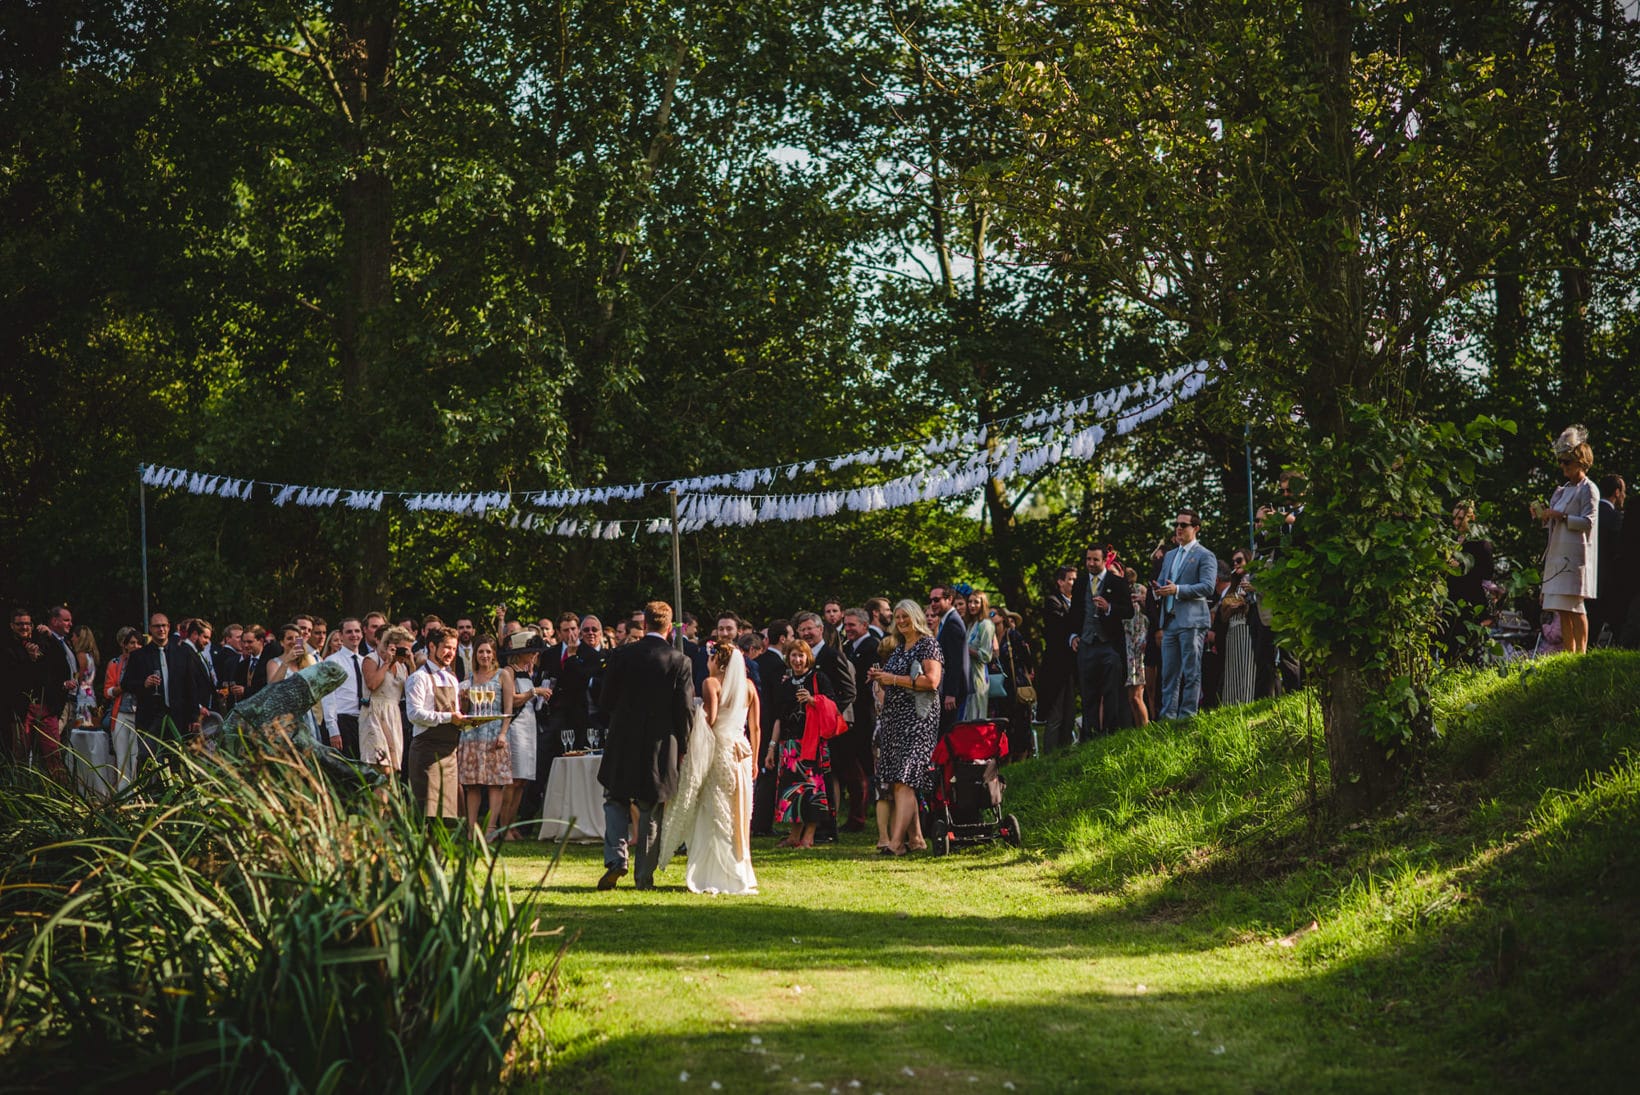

{"left": 201, "top": 648, "right": 215, "bottom": 686}
{"left": 1166, "top": 547, "right": 1186, "bottom": 614}
{"left": 351, "top": 653, "right": 364, "bottom": 711}
{"left": 158, "top": 648, "right": 171, "bottom": 706}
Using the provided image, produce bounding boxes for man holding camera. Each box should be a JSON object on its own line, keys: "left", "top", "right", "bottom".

{"left": 1069, "top": 545, "right": 1133, "bottom": 739}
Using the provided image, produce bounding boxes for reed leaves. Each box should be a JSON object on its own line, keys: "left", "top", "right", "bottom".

{"left": 0, "top": 738, "right": 557, "bottom": 1091}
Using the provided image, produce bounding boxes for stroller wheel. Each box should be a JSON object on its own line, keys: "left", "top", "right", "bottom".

{"left": 1002, "top": 813, "right": 1023, "bottom": 849}
{"left": 930, "top": 817, "right": 949, "bottom": 856}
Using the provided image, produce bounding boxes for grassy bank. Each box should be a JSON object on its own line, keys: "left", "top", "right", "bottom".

{"left": 507, "top": 651, "right": 1640, "bottom": 1092}
{"left": 1001, "top": 649, "right": 1640, "bottom": 1089}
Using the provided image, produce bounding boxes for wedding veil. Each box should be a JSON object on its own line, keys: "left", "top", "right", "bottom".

{"left": 657, "top": 649, "right": 749, "bottom": 870}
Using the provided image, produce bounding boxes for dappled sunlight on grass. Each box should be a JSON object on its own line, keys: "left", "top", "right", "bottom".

{"left": 501, "top": 651, "right": 1640, "bottom": 1091}
{"left": 507, "top": 840, "right": 1419, "bottom": 1093}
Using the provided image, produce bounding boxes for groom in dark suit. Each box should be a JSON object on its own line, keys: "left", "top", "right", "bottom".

{"left": 596, "top": 600, "right": 696, "bottom": 890}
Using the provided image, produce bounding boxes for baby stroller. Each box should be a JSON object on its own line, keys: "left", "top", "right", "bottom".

{"left": 926, "top": 719, "right": 1023, "bottom": 855}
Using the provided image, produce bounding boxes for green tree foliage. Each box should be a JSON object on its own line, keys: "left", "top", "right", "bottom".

{"left": 988, "top": 0, "right": 1640, "bottom": 810}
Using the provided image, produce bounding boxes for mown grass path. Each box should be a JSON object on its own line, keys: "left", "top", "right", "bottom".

{"left": 501, "top": 834, "right": 1432, "bottom": 1093}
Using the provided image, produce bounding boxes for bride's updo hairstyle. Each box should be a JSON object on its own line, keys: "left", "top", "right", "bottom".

{"left": 712, "top": 641, "right": 736, "bottom": 672}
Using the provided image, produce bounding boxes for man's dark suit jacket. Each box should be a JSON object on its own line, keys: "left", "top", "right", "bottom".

{"left": 1068, "top": 568, "right": 1134, "bottom": 647}
{"left": 597, "top": 635, "right": 695, "bottom": 804}
{"left": 753, "top": 650, "right": 787, "bottom": 734}
{"left": 1039, "top": 592, "right": 1075, "bottom": 694}
{"left": 2, "top": 631, "right": 38, "bottom": 721}
{"left": 1448, "top": 537, "right": 1495, "bottom": 610}
{"left": 809, "top": 641, "right": 856, "bottom": 723}
{"left": 845, "top": 634, "right": 881, "bottom": 730}
{"left": 556, "top": 645, "right": 606, "bottom": 731}
{"left": 34, "top": 630, "right": 76, "bottom": 715}
{"left": 121, "top": 639, "right": 212, "bottom": 733}
{"left": 210, "top": 643, "right": 241, "bottom": 700}
{"left": 236, "top": 651, "right": 270, "bottom": 701}
{"left": 936, "top": 609, "right": 970, "bottom": 708}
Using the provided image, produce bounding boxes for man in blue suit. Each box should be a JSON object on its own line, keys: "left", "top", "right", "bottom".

{"left": 1155, "top": 509, "right": 1216, "bottom": 719}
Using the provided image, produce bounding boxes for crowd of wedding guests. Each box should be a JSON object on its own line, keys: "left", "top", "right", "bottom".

{"left": 5, "top": 435, "right": 1635, "bottom": 847}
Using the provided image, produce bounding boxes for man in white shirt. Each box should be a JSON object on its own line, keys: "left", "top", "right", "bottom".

{"left": 405, "top": 627, "right": 465, "bottom": 823}
{"left": 320, "top": 618, "right": 367, "bottom": 757}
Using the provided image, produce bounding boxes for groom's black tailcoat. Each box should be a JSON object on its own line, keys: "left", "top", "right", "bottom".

{"left": 597, "top": 635, "right": 695, "bottom": 803}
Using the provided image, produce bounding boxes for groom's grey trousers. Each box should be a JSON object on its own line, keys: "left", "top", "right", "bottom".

{"left": 603, "top": 794, "right": 662, "bottom": 889}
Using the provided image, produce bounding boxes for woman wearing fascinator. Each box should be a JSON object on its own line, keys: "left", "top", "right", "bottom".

{"left": 1532, "top": 425, "right": 1600, "bottom": 653}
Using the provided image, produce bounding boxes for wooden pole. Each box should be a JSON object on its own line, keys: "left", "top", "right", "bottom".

{"left": 670, "top": 488, "right": 684, "bottom": 651}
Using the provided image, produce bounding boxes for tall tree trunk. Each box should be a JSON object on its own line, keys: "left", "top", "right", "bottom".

{"left": 1303, "top": 0, "right": 1410, "bottom": 815}
{"left": 332, "top": 0, "right": 397, "bottom": 613}
{"left": 983, "top": 475, "right": 1025, "bottom": 616}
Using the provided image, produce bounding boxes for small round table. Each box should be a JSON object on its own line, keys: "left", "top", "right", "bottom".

{"left": 537, "top": 753, "right": 606, "bottom": 842}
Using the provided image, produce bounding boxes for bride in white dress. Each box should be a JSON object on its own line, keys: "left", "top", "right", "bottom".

{"left": 659, "top": 644, "right": 762, "bottom": 894}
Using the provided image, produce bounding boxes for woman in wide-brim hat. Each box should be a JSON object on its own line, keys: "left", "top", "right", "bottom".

{"left": 1534, "top": 425, "right": 1600, "bottom": 653}
{"left": 496, "top": 628, "right": 553, "bottom": 840}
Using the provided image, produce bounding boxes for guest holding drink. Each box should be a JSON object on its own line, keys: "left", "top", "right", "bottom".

{"left": 495, "top": 628, "right": 551, "bottom": 841}
{"left": 457, "top": 636, "right": 511, "bottom": 840}
{"left": 1535, "top": 425, "right": 1600, "bottom": 654}
{"left": 867, "top": 600, "right": 944, "bottom": 856}
{"left": 266, "top": 622, "right": 321, "bottom": 742}
{"left": 102, "top": 626, "right": 142, "bottom": 788}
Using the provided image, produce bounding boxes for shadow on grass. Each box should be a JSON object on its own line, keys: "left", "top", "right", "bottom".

{"left": 996, "top": 651, "right": 1640, "bottom": 1091}
{"left": 541, "top": 967, "right": 1434, "bottom": 1094}
{"left": 512, "top": 839, "right": 1244, "bottom": 968}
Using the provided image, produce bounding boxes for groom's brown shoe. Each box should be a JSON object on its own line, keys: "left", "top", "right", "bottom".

{"left": 597, "top": 866, "right": 627, "bottom": 891}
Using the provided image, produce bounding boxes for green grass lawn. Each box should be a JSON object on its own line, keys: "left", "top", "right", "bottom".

{"left": 502, "top": 651, "right": 1640, "bottom": 1093}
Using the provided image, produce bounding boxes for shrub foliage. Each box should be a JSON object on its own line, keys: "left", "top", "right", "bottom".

{"left": 0, "top": 740, "right": 559, "bottom": 1091}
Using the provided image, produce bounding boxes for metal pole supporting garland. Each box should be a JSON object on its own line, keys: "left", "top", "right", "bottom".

{"left": 139, "top": 469, "right": 150, "bottom": 623}
{"left": 669, "top": 487, "right": 684, "bottom": 652}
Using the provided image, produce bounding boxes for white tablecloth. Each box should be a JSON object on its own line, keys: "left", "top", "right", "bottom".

{"left": 65, "top": 727, "right": 117, "bottom": 799}
{"left": 538, "top": 754, "right": 606, "bottom": 842}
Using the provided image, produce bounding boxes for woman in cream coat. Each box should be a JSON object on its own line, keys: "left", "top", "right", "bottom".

{"left": 1536, "top": 426, "right": 1600, "bottom": 654}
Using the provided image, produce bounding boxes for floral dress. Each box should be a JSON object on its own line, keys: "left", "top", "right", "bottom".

{"left": 774, "top": 668, "right": 835, "bottom": 824}
{"left": 874, "top": 636, "right": 943, "bottom": 796}
{"left": 1123, "top": 611, "right": 1148, "bottom": 687}
{"left": 456, "top": 672, "right": 510, "bottom": 786}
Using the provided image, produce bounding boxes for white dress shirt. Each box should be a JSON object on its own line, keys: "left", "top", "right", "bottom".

{"left": 320, "top": 646, "right": 366, "bottom": 736}
{"left": 405, "top": 661, "right": 460, "bottom": 736}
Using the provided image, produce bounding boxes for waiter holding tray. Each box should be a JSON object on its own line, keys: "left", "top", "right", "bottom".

{"left": 405, "top": 625, "right": 490, "bottom": 826}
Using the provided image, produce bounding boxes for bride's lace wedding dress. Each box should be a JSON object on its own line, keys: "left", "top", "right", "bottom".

{"left": 659, "top": 650, "right": 758, "bottom": 895}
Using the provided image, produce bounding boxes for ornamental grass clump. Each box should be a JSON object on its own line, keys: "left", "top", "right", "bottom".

{"left": 0, "top": 737, "right": 562, "bottom": 1091}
